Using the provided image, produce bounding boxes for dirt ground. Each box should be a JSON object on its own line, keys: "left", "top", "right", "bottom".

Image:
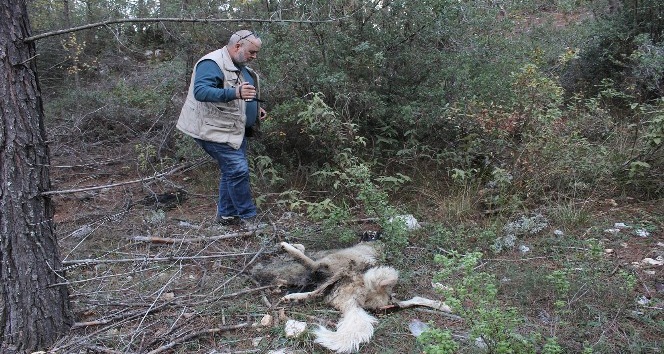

{"left": 46, "top": 136, "right": 663, "bottom": 354}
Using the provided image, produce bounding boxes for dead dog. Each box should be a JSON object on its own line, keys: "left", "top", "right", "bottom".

{"left": 278, "top": 241, "right": 399, "bottom": 353}
{"left": 250, "top": 241, "right": 452, "bottom": 352}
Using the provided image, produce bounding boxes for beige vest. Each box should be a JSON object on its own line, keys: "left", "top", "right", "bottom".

{"left": 176, "top": 47, "right": 260, "bottom": 149}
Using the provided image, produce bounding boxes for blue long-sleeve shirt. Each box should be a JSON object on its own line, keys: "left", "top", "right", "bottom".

{"left": 193, "top": 59, "right": 258, "bottom": 128}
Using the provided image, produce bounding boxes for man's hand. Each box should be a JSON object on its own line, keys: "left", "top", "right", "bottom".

{"left": 237, "top": 82, "right": 257, "bottom": 101}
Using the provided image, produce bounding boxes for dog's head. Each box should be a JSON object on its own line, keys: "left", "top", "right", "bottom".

{"left": 362, "top": 266, "right": 399, "bottom": 309}
{"left": 359, "top": 230, "right": 383, "bottom": 242}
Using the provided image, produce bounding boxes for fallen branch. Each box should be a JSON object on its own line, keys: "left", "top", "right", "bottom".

{"left": 145, "top": 323, "right": 250, "bottom": 354}
{"left": 211, "top": 247, "right": 266, "bottom": 294}
{"left": 129, "top": 230, "right": 257, "bottom": 244}
{"left": 71, "top": 302, "right": 172, "bottom": 329}
{"left": 42, "top": 160, "right": 203, "bottom": 196}
{"left": 23, "top": 17, "right": 348, "bottom": 42}
{"left": 83, "top": 345, "right": 123, "bottom": 354}
{"left": 216, "top": 285, "right": 276, "bottom": 300}
{"left": 62, "top": 252, "right": 259, "bottom": 266}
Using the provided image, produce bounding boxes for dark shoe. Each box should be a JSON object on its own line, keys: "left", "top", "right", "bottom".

{"left": 216, "top": 215, "right": 240, "bottom": 226}
{"left": 240, "top": 216, "right": 268, "bottom": 230}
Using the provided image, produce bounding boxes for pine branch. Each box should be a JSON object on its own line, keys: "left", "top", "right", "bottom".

{"left": 23, "top": 17, "right": 346, "bottom": 42}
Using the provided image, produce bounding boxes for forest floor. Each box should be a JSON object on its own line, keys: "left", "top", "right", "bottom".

{"left": 47, "top": 138, "right": 663, "bottom": 354}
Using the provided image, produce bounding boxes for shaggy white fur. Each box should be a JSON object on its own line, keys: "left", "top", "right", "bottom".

{"left": 280, "top": 242, "right": 398, "bottom": 353}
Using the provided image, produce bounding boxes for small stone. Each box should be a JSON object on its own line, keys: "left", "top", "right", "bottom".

{"left": 431, "top": 282, "right": 451, "bottom": 291}
{"left": 252, "top": 337, "right": 263, "bottom": 347}
{"left": 284, "top": 319, "right": 306, "bottom": 338}
{"left": 641, "top": 257, "right": 663, "bottom": 266}
{"left": 278, "top": 308, "right": 287, "bottom": 321}
{"left": 408, "top": 319, "right": 429, "bottom": 337}
{"left": 636, "top": 295, "right": 650, "bottom": 306}
{"left": 260, "top": 314, "right": 273, "bottom": 326}
{"left": 635, "top": 229, "right": 650, "bottom": 237}
{"left": 475, "top": 337, "right": 488, "bottom": 349}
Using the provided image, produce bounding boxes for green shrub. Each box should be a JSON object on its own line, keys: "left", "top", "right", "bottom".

{"left": 430, "top": 251, "right": 541, "bottom": 353}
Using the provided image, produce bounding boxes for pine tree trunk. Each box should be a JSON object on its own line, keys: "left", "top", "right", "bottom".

{"left": 0, "top": 0, "right": 74, "bottom": 352}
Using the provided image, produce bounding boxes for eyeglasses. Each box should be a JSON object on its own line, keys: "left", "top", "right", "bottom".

{"left": 238, "top": 32, "right": 256, "bottom": 41}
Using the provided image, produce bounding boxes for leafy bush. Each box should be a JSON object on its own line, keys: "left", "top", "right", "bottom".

{"left": 572, "top": 0, "right": 664, "bottom": 99}
{"left": 430, "top": 251, "right": 542, "bottom": 353}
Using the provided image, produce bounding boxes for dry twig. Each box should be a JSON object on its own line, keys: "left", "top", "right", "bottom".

{"left": 145, "top": 323, "right": 251, "bottom": 354}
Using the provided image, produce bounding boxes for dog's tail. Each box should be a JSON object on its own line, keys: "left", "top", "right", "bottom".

{"left": 313, "top": 302, "right": 377, "bottom": 353}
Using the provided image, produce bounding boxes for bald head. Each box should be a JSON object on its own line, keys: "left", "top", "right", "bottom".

{"left": 227, "top": 30, "right": 262, "bottom": 66}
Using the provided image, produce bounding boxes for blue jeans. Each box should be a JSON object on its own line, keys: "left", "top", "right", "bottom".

{"left": 195, "top": 138, "right": 257, "bottom": 219}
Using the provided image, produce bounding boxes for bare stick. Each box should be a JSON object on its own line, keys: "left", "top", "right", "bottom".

{"left": 42, "top": 160, "right": 203, "bottom": 196}
{"left": 71, "top": 302, "right": 172, "bottom": 329}
{"left": 129, "top": 230, "right": 257, "bottom": 244}
{"left": 216, "top": 285, "right": 276, "bottom": 300}
{"left": 23, "top": 17, "right": 349, "bottom": 42}
{"left": 62, "top": 251, "right": 260, "bottom": 266}
{"left": 211, "top": 247, "right": 266, "bottom": 294}
{"left": 145, "top": 323, "right": 250, "bottom": 354}
{"left": 83, "top": 345, "right": 123, "bottom": 354}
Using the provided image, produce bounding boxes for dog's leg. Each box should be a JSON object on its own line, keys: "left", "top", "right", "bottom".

{"left": 282, "top": 271, "right": 344, "bottom": 302}
{"left": 280, "top": 242, "right": 319, "bottom": 270}
{"left": 397, "top": 296, "right": 452, "bottom": 313}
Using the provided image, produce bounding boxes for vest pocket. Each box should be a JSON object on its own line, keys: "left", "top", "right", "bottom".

{"left": 203, "top": 117, "right": 236, "bottom": 131}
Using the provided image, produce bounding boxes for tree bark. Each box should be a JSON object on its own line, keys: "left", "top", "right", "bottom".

{"left": 0, "top": 0, "right": 74, "bottom": 352}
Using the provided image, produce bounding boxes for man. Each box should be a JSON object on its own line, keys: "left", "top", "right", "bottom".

{"left": 177, "top": 30, "right": 266, "bottom": 228}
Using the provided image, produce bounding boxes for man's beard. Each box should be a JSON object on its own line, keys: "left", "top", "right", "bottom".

{"left": 235, "top": 53, "right": 250, "bottom": 66}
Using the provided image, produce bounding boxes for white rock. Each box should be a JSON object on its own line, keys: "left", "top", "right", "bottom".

{"left": 252, "top": 337, "right": 263, "bottom": 347}
{"left": 475, "top": 336, "right": 488, "bottom": 349}
{"left": 432, "top": 282, "right": 451, "bottom": 291}
{"left": 604, "top": 228, "right": 620, "bottom": 235}
{"left": 635, "top": 229, "right": 650, "bottom": 237}
{"left": 284, "top": 319, "right": 307, "bottom": 338}
{"left": 178, "top": 220, "right": 194, "bottom": 228}
{"left": 260, "top": 314, "right": 273, "bottom": 326}
{"left": 519, "top": 245, "right": 531, "bottom": 253}
{"left": 637, "top": 295, "right": 650, "bottom": 306}
{"left": 408, "top": 319, "right": 429, "bottom": 337}
{"left": 614, "top": 222, "right": 629, "bottom": 229}
{"left": 641, "top": 257, "right": 663, "bottom": 266}
{"left": 388, "top": 214, "right": 421, "bottom": 230}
